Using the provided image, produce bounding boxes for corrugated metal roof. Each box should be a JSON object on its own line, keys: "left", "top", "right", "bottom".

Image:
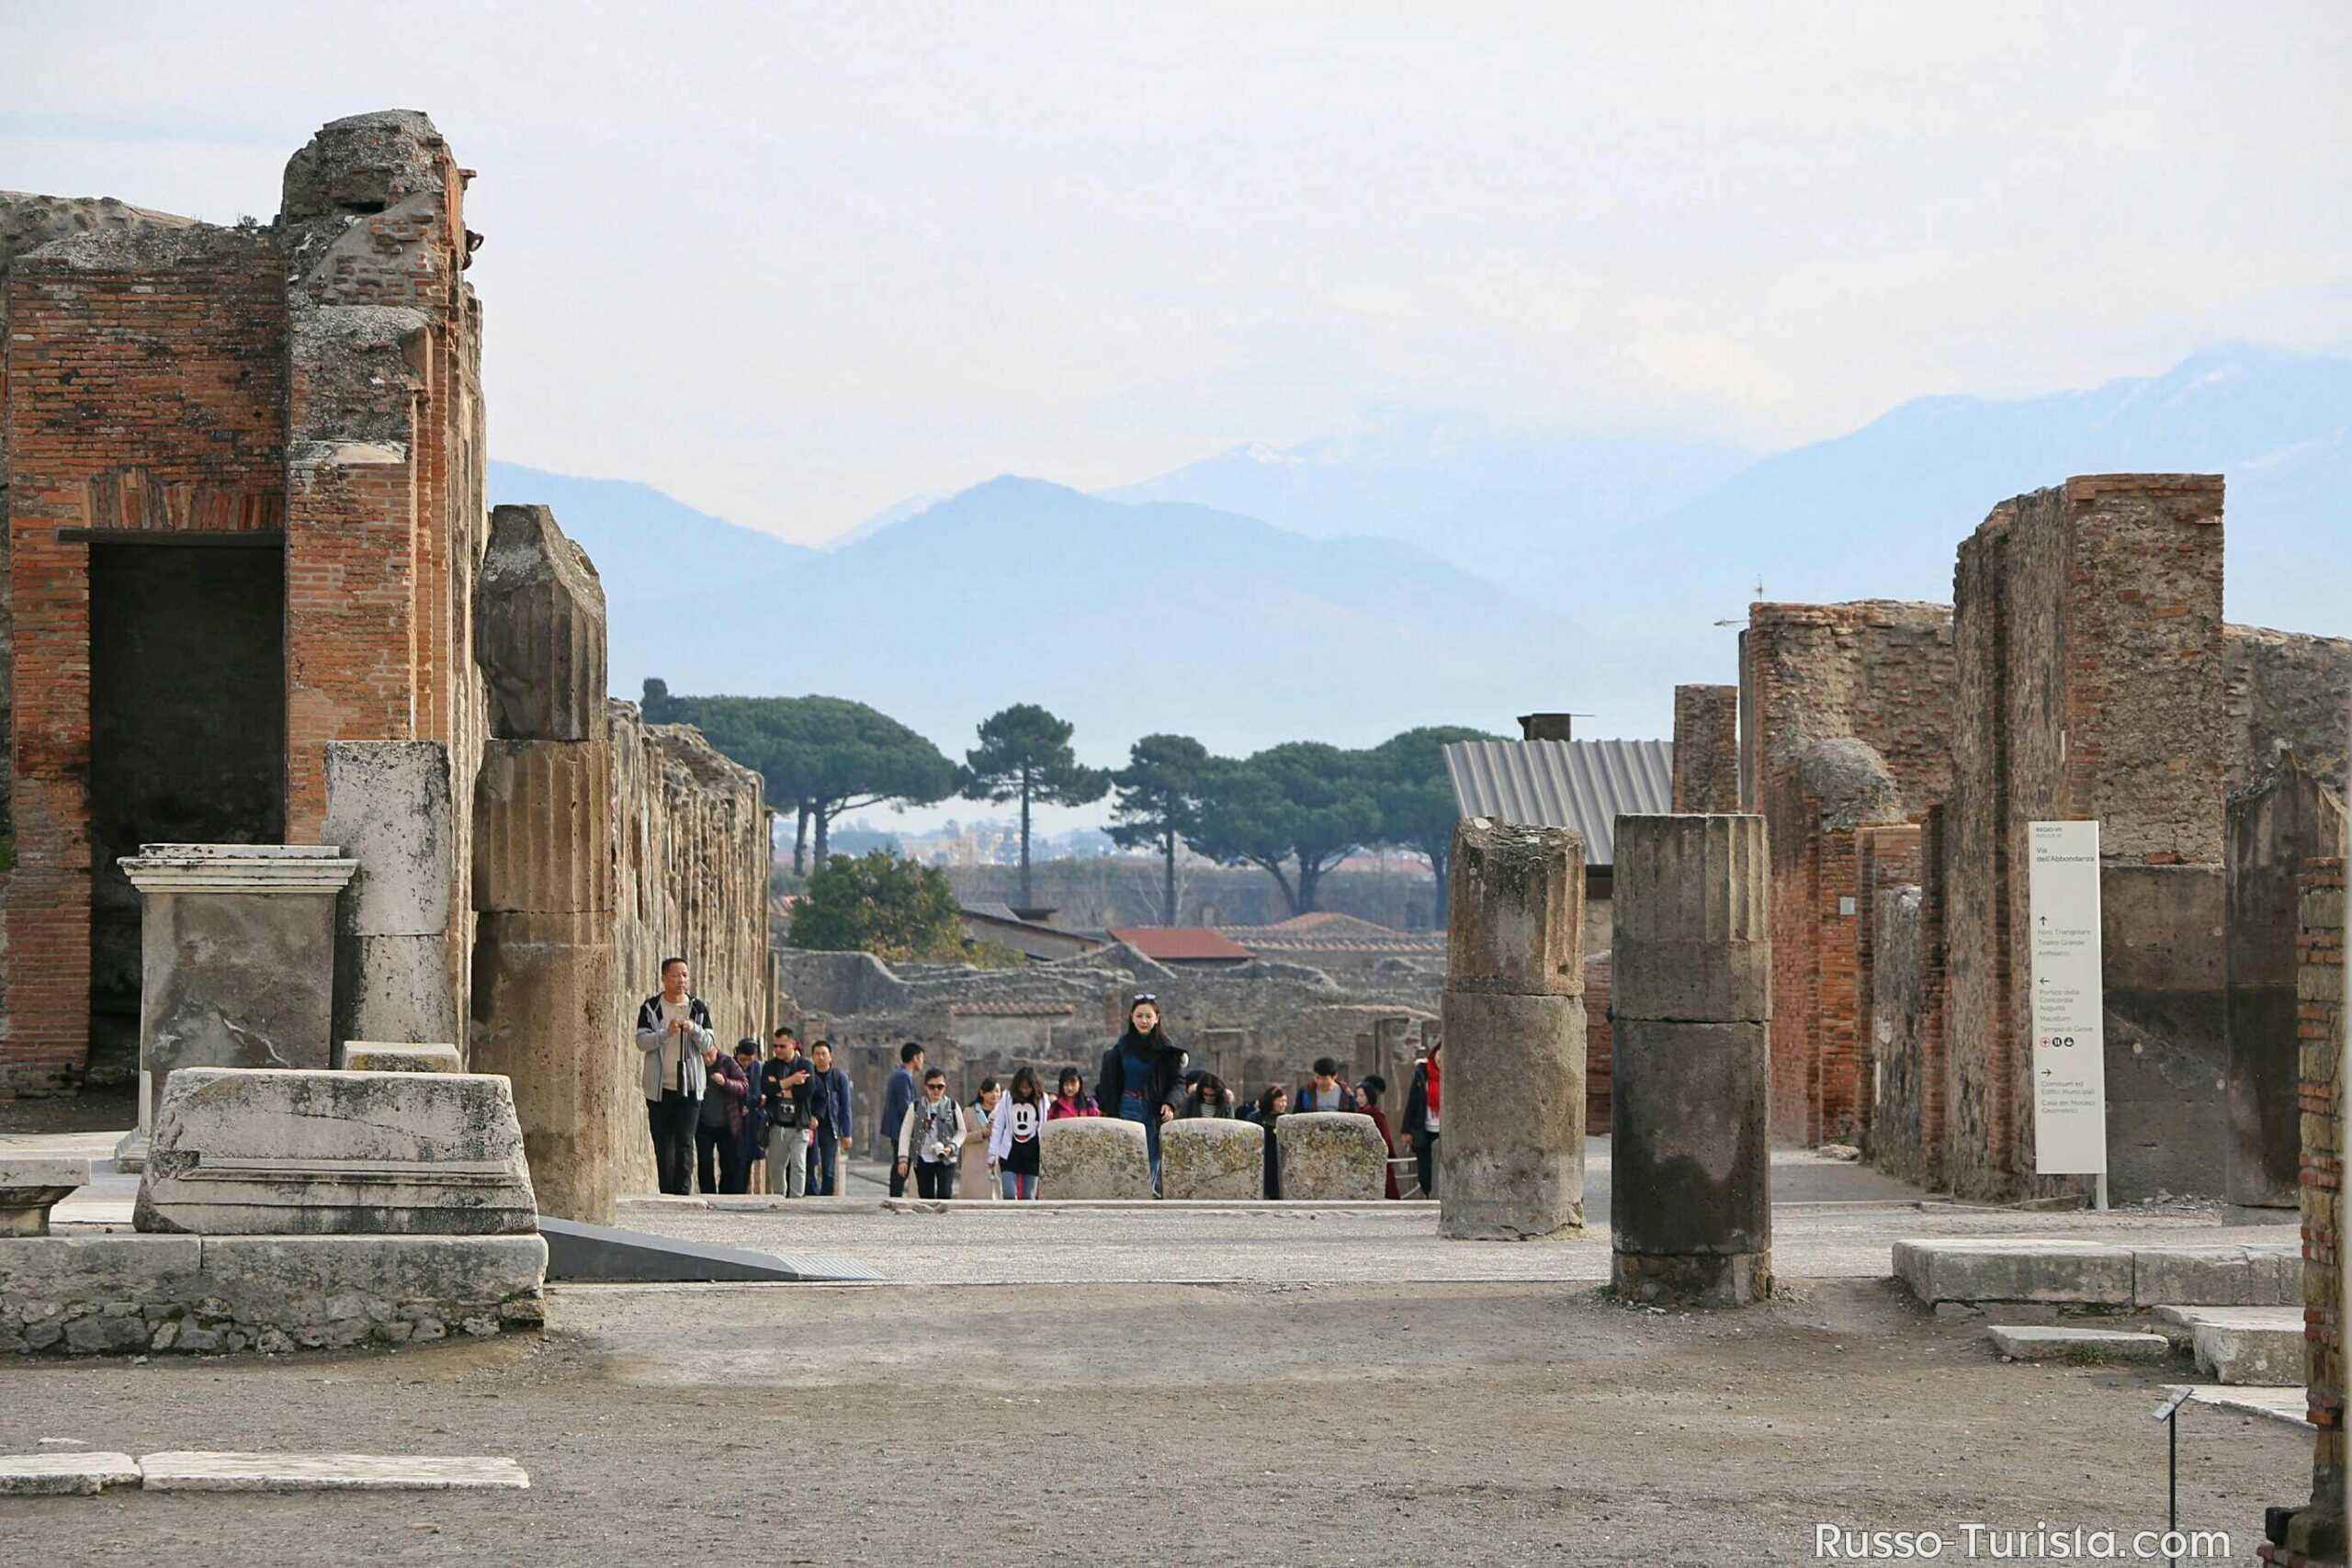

{"left": 1442, "top": 739, "right": 1674, "bottom": 865}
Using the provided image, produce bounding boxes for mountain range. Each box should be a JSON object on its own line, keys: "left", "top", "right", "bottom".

{"left": 489, "top": 344, "right": 2351, "bottom": 775}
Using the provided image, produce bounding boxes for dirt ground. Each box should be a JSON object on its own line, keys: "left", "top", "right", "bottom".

{"left": 0, "top": 1276, "right": 2305, "bottom": 1566}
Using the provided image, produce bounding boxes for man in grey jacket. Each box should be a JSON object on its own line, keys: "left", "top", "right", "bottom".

{"left": 635, "top": 956, "right": 714, "bottom": 1195}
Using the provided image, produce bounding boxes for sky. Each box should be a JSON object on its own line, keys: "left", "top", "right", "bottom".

{"left": 6, "top": 1, "right": 2349, "bottom": 545}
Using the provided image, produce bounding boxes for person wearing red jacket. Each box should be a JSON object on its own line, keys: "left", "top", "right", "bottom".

{"left": 1048, "top": 1066, "right": 1102, "bottom": 1119}
{"left": 1401, "top": 1041, "right": 1442, "bottom": 1198}
{"left": 1357, "top": 1074, "right": 1401, "bottom": 1200}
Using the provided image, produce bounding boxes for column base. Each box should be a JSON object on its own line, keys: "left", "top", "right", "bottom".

{"left": 1612, "top": 1247, "right": 1771, "bottom": 1307}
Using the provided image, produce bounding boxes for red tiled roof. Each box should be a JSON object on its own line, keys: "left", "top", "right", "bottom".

{"left": 1106, "top": 926, "right": 1255, "bottom": 962}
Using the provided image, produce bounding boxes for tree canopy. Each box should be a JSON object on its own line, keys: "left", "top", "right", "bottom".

{"left": 786, "top": 849, "right": 967, "bottom": 963}
{"left": 642, "top": 681, "right": 958, "bottom": 871}
{"left": 1108, "top": 732, "right": 1210, "bottom": 924}
{"left": 962, "top": 704, "right": 1110, "bottom": 908}
{"left": 1188, "top": 741, "right": 1380, "bottom": 915}
{"left": 1363, "top": 725, "right": 1498, "bottom": 920}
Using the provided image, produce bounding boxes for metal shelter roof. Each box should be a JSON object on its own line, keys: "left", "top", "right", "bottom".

{"left": 1441, "top": 739, "right": 1674, "bottom": 866}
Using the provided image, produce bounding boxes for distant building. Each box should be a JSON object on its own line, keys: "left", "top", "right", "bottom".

{"left": 958, "top": 903, "right": 1104, "bottom": 963}
{"left": 1104, "top": 926, "right": 1255, "bottom": 970}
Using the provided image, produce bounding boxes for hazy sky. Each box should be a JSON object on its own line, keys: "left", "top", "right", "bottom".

{"left": 7, "top": 1, "right": 2348, "bottom": 544}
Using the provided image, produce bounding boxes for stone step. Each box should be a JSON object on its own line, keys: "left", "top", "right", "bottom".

{"left": 1986, "top": 1325, "right": 2173, "bottom": 1363}
{"left": 2152, "top": 1306, "right": 2305, "bottom": 1385}
{"left": 2165, "top": 1383, "right": 2312, "bottom": 1432}
{"left": 1894, "top": 1238, "right": 2299, "bottom": 1307}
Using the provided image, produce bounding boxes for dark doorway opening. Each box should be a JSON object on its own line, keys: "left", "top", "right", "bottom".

{"left": 87, "top": 540, "right": 287, "bottom": 1082}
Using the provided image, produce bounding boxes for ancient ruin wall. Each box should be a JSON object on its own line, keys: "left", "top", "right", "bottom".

{"left": 1944, "top": 503, "right": 2017, "bottom": 1198}
{"left": 606, "top": 700, "right": 770, "bottom": 1193}
{"left": 1671, "top": 684, "right": 1739, "bottom": 813}
{"left": 2227, "top": 625, "right": 2352, "bottom": 796}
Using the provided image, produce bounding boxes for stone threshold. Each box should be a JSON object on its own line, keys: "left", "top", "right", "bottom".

{"left": 0, "top": 1450, "right": 526, "bottom": 1495}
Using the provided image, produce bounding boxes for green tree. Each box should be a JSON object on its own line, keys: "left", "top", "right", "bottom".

{"left": 960, "top": 704, "right": 1111, "bottom": 911}
{"left": 1108, "top": 733, "right": 1210, "bottom": 925}
{"left": 1365, "top": 725, "right": 1499, "bottom": 923}
{"left": 641, "top": 681, "right": 958, "bottom": 873}
{"left": 1187, "top": 742, "right": 1378, "bottom": 916}
{"left": 787, "top": 849, "right": 966, "bottom": 962}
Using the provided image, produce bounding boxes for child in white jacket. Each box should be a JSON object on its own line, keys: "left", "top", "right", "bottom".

{"left": 895, "top": 1068, "right": 968, "bottom": 1200}
{"left": 988, "top": 1066, "right": 1049, "bottom": 1199}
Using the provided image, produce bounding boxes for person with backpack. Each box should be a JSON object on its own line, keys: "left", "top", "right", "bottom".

{"left": 894, "top": 1067, "right": 967, "bottom": 1200}
{"left": 989, "top": 1066, "right": 1049, "bottom": 1199}
{"left": 761, "top": 1028, "right": 813, "bottom": 1198}
{"left": 879, "top": 1042, "right": 926, "bottom": 1198}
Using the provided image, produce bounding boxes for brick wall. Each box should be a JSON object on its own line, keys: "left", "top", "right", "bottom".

{"left": 0, "top": 232, "right": 288, "bottom": 1093}
{"left": 1671, "top": 684, "right": 1738, "bottom": 813}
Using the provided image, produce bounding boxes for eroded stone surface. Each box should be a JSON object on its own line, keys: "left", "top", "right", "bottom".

{"left": 341, "top": 1043, "right": 463, "bottom": 1073}
{"left": 1985, "top": 1325, "right": 2170, "bottom": 1362}
{"left": 1039, "top": 1117, "right": 1150, "bottom": 1199}
{"left": 1437, "top": 991, "right": 1586, "bottom": 1238}
{"left": 1275, "top": 1112, "right": 1387, "bottom": 1202}
{"left": 1159, "top": 1119, "right": 1264, "bottom": 1201}
{"left": 478, "top": 503, "right": 606, "bottom": 742}
{"left": 135, "top": 1066, "right": 536, "bottom": 1235}
{"left": 1892, "top": 1238, "right": 2134, "bottom": 1305}
{"left": 0, "top": 1452, "right": 140, "bottom": 1495}
{"left": 138, "top": 1451, "right": 529, "bottom": 1491}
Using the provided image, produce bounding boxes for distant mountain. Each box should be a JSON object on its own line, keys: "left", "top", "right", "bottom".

{"left": 1623, "top": 344, "right": 2350, "bottom": 640}
{"left": 1104, "top": 407, "right": 1751, "bottom": 586}
{"left": 571, "top": 475, "right": 1616, "bottom": 759}
{"left": 487, "top": 462, "right": 811, "bottom": 592}
{"left": 825, "top": 491, "right": 945, "bottom": 550}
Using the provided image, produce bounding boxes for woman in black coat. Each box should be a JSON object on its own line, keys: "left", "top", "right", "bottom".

{"left": 1252, "top": 1083, "right": 1291, "bottom": 1199}
{"left": 1095, "top": 994, "right": 1188, "bottom": 1187}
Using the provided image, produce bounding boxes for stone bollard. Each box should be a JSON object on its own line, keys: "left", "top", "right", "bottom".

{"left": 1611, "top": 814, "right": 1773, "bottom": 1307}
{"left": 1276, "top": 1112, "right": 1387, "bottom": 1201}
{"left": 1038, "top": 1117, "right": 1151, "bottom": 1199}
{"left": 1160, "top": 1119, "right": 1264, "bottom": 1200}
{"left": 1439, "top": 818, "right": 1587, "bottom": 1239}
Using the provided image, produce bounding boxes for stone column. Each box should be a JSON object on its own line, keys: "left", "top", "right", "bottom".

{"left": 323, "top": 740, "right": 459, "bottom": 1055}
{"left": 469, "top": 502, "right": 619, "bottom": 1224}
{"left": 115, "top": 844, "right": 358, "bottom": 1170}
{"left": 1611, "top": 813, "right": 1772, "bottom": 1306}
{"left": 1439, "top": 817, "right": 1586, "bottom": 1239}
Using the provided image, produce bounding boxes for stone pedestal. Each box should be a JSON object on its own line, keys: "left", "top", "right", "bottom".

{"left": 115, "top": 845, "right": 357, "bottom": 1172}
{"left": 1159, "top": 1119, "right": 1263, "bottom": 1201}
{"left": 1440, "top": 818, "right": 1587, "bottom": 1240}
{"left": 0, "top": 1157, "right": 90, "bottom": 1236}
{"left": 1276, "top": 1111, "right": 1390, "bottom": 1201}
{"left": 1038, "top": 1117, "right": 1150, "bottom": 1199}
{"left": 1611, "top": 814, "right": 1773, "bottom": 1306}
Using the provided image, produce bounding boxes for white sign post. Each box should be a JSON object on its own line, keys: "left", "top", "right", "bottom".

{"left": 2028, "top": 820, "right": 2107, "bottom": 1200}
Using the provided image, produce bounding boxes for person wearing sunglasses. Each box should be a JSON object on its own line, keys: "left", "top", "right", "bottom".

{"left": 1094, "top": 993, "right": 1187, "bottom": 1190}
{"left": 894, "top": 1068, "right": 968, "bottom": 1200}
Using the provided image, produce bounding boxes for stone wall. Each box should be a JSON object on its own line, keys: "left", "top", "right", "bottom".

{"left": 607, "top": 701, "right": 770, "bottom": 1193}
{"left": 1869, "top": 808, "right": 1949, "bottom": 1188}
{"left": 2227, "top": 626, "right": 2352, "bottom": 796}
{"left": 1671, "top": 684, "right": 1739, "bottom": 813}
{"left": 2288, "top": 856, "right": 2344, "bottom": 1557}
{"left": 1584, "top": 953, "right": 1613, "bottom": 1135}
{"left": 1854, "top": 824, "right": 1923, "bottom": 1154}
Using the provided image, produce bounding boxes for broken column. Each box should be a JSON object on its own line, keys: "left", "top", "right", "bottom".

{"left": 469, "top": 503, "right": 620, "bottom": 1224}
{"left": 322, "top": 740, "right": 460, "bottom": 1055}
{"left": 1671, "top": 684, "right": 1740, "bottom": 813}
{"left": 1611, "top": 813, "right": 1772, "bottom": 1306}
{"left": 1439, "top": 817, "right": 1586, "bottom": 1239}
{"left": 114, "top": 845, "right": 357, "bottom": 1170}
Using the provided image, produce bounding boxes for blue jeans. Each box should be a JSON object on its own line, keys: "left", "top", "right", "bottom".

{"left": 1122, "top": 1108, "right": 1162, "bottom": 1190}
{"left": 808, "top": 1129, "right": 842, "bottom": 1195}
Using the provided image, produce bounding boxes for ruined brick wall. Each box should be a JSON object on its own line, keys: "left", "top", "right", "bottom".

{"left": 1870, "top": 884, "right": 1929, "bottom": 1181}
{"left": 607, "top": 700, "right": 770, "bottom": 1192}
{"left": 1855, "top": 824, "right": 1922, "bottom": 1153}
{"left": 2227, "top": 625, "right": 2352, "bottom": 796}
{"left": 2294, "top": 857, "right": 2344, "bottom": 1546}
{"left": 0, "top": 229, "right": 288, "bottom": 1093}
{"left": 1584, "top": 953, "right": 1612, "bottom": 1135}
{"left": 1740, "top": 602, "right": 1955, "bottom": 822}
{"left": 1949, "top": 476, "right": 2230, "bottom": 1201}
{"left": 1671, "top": 684, "right": 1739, "bottom": 813}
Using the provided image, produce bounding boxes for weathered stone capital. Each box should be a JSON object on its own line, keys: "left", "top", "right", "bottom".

{"left": 119, "top": 844, "right": 357, "bottom": 896}
{"left": 1446, "top": 817, "right": 1586, "bottom": 996}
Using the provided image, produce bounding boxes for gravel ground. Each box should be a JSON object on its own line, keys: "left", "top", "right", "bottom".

{"left": 0, "top": 1277, "right": 2307, "bottom": 1566}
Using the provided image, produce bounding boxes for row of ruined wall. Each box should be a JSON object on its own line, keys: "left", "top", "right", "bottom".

{"left": 775, "top": 942, "right": 1439, "bottom": 1153}
{"left": 1674, "top": 474, "right": 2352, "bottom": 1204}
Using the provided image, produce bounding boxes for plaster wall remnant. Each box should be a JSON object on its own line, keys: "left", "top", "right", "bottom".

{"left": 1671, "top": 684, "right": 1739, "bottom": 814}
{"left": 1439, "top": 817, "right": 1586, "bottom": 1240}
{"left": 1611, "top": 814, "right": 1772, "bottom": 1306}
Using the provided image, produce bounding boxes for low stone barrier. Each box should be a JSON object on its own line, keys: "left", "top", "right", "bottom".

{"left": 0, "top": 1232, "right": 547, "bottom": 1354}
{"left": 1159, "top": 1120, "right": 1263, "bottom": 1201}
{"left": 1039, "top": 1116, "right": 1150, "bottom": 1199}
{"left": 1276, "top": 1111, "right": 1387, "bottom": 1201}
{"left": 341, "top": 1043, "right": 463, "bottom": 1073}
{"left": 136, "top": 1067, "right": 537, "bottom": 1236}
{"left": 1893, "top": 1238, "right": 2300, "bottom": 1307}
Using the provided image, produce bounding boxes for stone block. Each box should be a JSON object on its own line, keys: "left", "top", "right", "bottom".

{"left": 1273, "top": 1112, "right": 1387, "bottom": 1201}
{"left": 474, "top": 739, "right": 616, "bottom": 914}
{"left": 1985, "top": 1325, "right": 2172, "bottom": 1362}
{"left": 469, "top": 909, "right": 618, "bottom": 1224}
{"left": 1610, "top": 1020, "right": 1770, "bottom": 1257}
{"left": 334, "top": 932, "right": 461, "bottom": 1050}
{"left": 1159, "top": 1118, "right": 1264, "bottom": 1201}
{"left": 0, "top": 1452, "right": 140, "bottom": 1495}
{"left": 2132, "top": 1245, "right": 2302, "bottom": 1307}
{"left": 1038, "top": 1117, "right": 1150, "bottom": 1199}
{"left": 1446, "top": 818, "right": 1585, "bottom": 996}
{"left": 0, "top": 1234, "right": 204, "bottom": 1304}
{"left": 0, "top": 1156, "right": 91, "bottom": 1236}
{"left": 1611, "top": 815, "right": 1770, "bottom": 1021}
{"left": 135, "top": 1067, "right": 537, "bottom": 1235}
{"left": 2184, "top": 1309, "right": 2304, "bottom": 1385}
{"left": 341, "top": 1043, "right": 463, "bottom": 1073}
{"left": 196, "top": 1235, "right": 548, "bottom": 1323}
{"left": 137, "top": 1451, "right": 530, "bottom": 1492}
{"left": 1437, "top": 990, "right": 1585, "bottom": 1238}
{"left": 119, "top": 846, "right": 356, "bottom": 1155}
{"left": 1890, "top": 1239, "right": 2134, "bottom": 1305}
{"left": 477, "top": 502, "right": 606, "bottom": 742}
{"left": 322, "top": 741, "right": 453, "bottom": 937}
